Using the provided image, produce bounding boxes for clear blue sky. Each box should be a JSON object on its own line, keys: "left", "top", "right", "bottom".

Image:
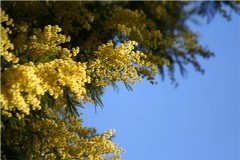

{"left": 82, "top": 12, "right": 240, "bottom": 160}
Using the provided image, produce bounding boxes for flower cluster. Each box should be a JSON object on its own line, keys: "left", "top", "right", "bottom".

{"left": 1, "top": 59, "right": 90, "bottom": 118}
{"left": 0, "top": 6, "right": 171, "bottom": 159}
{"left": 1, "top": 63, "right": 44, "bottom": 118}
{"left": 104, "top": 6, "right": 164, "bottom": 50}
{"left": 0, "top": 9, "right": 19, "bottom": 63}
{"left": 2, "top": 107, "right": 124, "bottom": 159}
{"left": 81, "top": 129, "right": 125, "bottom": 160}
{"left": 88, "top": 41, "right": 169, "bottom": 87}
{"left": 52, "top": 1, "right": 95, "bottom": 33}
{"left": 37, "top": 59, "right": 90, "bottom": 101}
{"left": 104, "top": 6, "right": 147, "bottom": 41}
{"left": 24, "top": 25, "right": 80, "bottom": 60}
{"left": 136, "top": 51, "right": 170, "bottom": 84}
{"left": 88, "top": 41, "right": 140, "bottom": 87}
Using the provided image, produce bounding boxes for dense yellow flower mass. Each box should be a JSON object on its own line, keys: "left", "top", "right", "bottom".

{"left": 31, "top": 116, "right": 123, "bottom": 159}
{"left": 1, "top": 5, "right": 169, "bottom": 159}
{"left": 15, "top": 24, "right": 80, "bottom": 61}
{"left": 1, "top": 1, "right": 237, "bottom": 158}
{"left": 1, "top": 59, "right": 90, "bottom": 118}
{"left": 104, "top": 6, "right": 164, "bottom": 50}
{"left": 37, "top": 59, "right": 90, "bottom": 100}
{"left": 1, "top": 62, "right": 44, "bottom": 118}
{"left": 2, "top": 107, "right": 124, "bottom": 159}
{"left": 26, "top": 25, "right": 70, "bottom": 59}
{"left": 0, "top": 9, "right": 19, "bottom": 63}
{"left": 1, "top": 8, "right": 169, "bottom": 118}
{"left": 88, "top": 41, "right": 169, "bottom": 87}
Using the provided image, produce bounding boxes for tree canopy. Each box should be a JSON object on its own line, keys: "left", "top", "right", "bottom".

{"left": 1, "top": 1, "right": 239, "bottom": 159}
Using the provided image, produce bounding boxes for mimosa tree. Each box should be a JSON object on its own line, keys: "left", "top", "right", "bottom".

{"left": 1, "top": 1, "right": 239, "bottom": 159}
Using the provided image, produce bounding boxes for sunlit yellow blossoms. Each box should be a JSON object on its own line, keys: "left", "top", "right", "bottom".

{"left": 19, "top": 25, "right": 81, "bottom": 61}
{"left": 1, "top": 5, "right": 170, "bottom": 159}
{"left": 88, "top": 41, "right": 169, "bottom": 87}
{"left": 0, "top": 10, "right": 128, "bottom": 159}
{"left": 1, "top": 59, "right": 90, "bottom": 118}
{"left": 1, "top": 18, "right": 169, "bottom": 119}
{"left": 1, "top": 62, "right": 43, "bottom": 118}
{"left": 2, "top": 107, "right": 124, "bottom": 159}
{"left": 26, "top": 25, "right": 70, "bottom": 58}
{"left": 0, "top": 9, "right": 19, "bottom": 63}
{"left": 104, "top": 6, "right": 164, "bottom": 50}
{"left": 2, "top": 0, "right": 236, "bottom": 158}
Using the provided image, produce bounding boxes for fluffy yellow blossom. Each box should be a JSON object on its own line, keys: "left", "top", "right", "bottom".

{"left": 1, "top": 59, "right": 90, "bottom": 118}
{"left": 1, "top": 1, "right": 232, "bottom": 158}
{"left": 104, "top": 6, "right": 164, "bottom": 50}
{"left": 88, "top": 41, "right": 169, "bottom": 87}
{"left": 1, "top": 5, "right": 168, "bottom": 159}
{"left": 24, "top": 25, "right": 72, "bottom": 59}
{"left": 1, "top": 62, "right": 44, "bottom": 118}
{"left": 37, "top": 59, "right": 90, "bottom": 101}
{"left": 2, "top": 107, "right": 124, "bottom": 159}
{"left": 0, "top": 9, "right": 19, "bottom": 63}
{"left": 16, "top": 24, "right": 82, "bottom": 63}
{"left": 1, "top": 8, "right": 169, "bottom": 158}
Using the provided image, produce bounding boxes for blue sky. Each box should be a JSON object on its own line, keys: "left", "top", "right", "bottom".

{"left": 82, "top": 11, "right": 240, "bottom": 160}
